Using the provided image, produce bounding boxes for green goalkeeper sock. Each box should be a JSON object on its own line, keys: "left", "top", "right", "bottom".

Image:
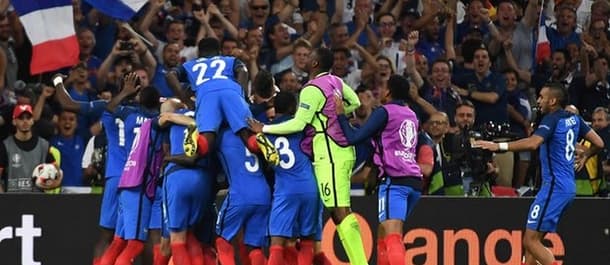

{"left": 336, "top": 213, "right": 368, "bottom": 265}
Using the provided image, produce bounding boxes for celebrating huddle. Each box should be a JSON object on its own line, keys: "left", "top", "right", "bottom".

{"left": 60, "top": 36, "right": 426, "bottom": 265}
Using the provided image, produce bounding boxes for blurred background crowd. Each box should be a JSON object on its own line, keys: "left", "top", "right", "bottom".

{"left": 1, "top": 0, "right": 610, "bottom": 197}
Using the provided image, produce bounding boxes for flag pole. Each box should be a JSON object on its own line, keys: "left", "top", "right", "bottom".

{"left": 120, "top": 22, "right": 153, "bottom": 47}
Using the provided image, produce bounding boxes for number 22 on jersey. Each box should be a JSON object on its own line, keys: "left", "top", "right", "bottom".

{"left": 192, "top": 59, "right": 228, "bottom": 85}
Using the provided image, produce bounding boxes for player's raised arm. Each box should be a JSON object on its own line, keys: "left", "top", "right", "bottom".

{"left": 106, "top": 72, "right": 140, "bottom": 113}
{"left": 52, "top": 74, "right": 82, "bottom": 112}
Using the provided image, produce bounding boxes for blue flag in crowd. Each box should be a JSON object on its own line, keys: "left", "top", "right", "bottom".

{"left": 84, "top": 0, "right": 147, "bottom": 21}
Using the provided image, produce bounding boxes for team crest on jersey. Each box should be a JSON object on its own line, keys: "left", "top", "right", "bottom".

{"left": 399, "top": 119, "right": 417, "bottom": 148}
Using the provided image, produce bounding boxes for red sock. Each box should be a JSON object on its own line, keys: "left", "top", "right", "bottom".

{"left": 215, "top": 237, "right": 236, "bottom": 265}
{"left": 284, "top": 245, "right": 298, "bottom": 265}
{"left": 114, "top": 240, "right": 145, "bottom": 265}
{"left": 246, "top": 135, "right": 260, "bottom": 153}
{"left": 238, "top": 240, "right": 251, "bottom": 265}
{"left": 93, "top": 257, "right": 101, "bottom": 265}
{"left": 187, "top": 232, "right": 204, "bottom": 265}
{"left": 313, "top": 252, "right": 331, "bottom": 265}
{"left": 297, "top": 240, "right": 314, "bottom": 265}
{"left": 171, "top": 242, "right": 192, "bottom": 265}
{"left": 197, "top": 135, "right": 209, "bottom": 156}
{"left": 267, "top": 246, "right": 284, "bottom": 265}
{"left": 385, "top": 233, "right": 405, "bottom": 265}
{"left": 202, "top": 244, "right": 217, "bottom": 265}
{"left": 248, "top": 249, "right": 266, "bottom": 265}
{"left": 99, "top": 236, "right": 127, "bottom": 265}
{"left": 377, "top": 237, "right": 389, "bottom": 265}
{"left": 153, "top": 244, "right": 170, "bottom": 265}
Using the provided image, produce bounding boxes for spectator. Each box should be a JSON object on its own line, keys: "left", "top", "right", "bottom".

{"left": 570, "top": 54, "right": 609, "bottom": 120}
{"left": 0, "top": 104, "right": 61, "bottom": 192}
{"left": 377, "top": 13, "right": 406, "bottom": 74}
{"left": 455, "top": 0, "right": 490, "bottom": 45}
{"left": 76, "top": 27, "right": 102, "bottom": 86}
{"left": 276, "top": 70, "right": 300, "bottom": 93}
{"left": 289, "top": 38, "right": 311, "bottom": 84}
{"left": 152, "top": 43, "right": 181, "bottom": 97}
{"left": 575, "top": 106, "right": 610, "bottom": 196}
{"left": 454, "top": 46, "right": 508, "bottom": 127}
{"left": 50, "top": 111, "right": 86, "bottom": 192}
{"left": 504, "top": 69, "right": 533, "bottom": 188}
{"left": 221, "top": 37, "right": 239, "bottom": 56}
{"left": 0, "top": 14, "right": 22, "bottom": 89}
{"left": 140, "top": 1, "right": 198, "bottom": 63}
{"left": 547, "top": 4, "right": 580, "bottom": 52}
{"left": 488, "top": 0, "right": 537, "bottom": 74}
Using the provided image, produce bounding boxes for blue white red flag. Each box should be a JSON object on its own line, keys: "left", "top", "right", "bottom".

{"left": 12, "top": 0, "right": 79, "bottom": 74}
{"left": 84, "top": 0, "right": 148, "bottom": 21}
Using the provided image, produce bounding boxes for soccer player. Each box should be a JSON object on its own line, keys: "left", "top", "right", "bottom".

{"left": 214, "top": 125, "right": 271, "bottom": 265}
{"left": 166, "top": 37, "right": 278, "bottom": 165}
{"left": 265, "top": 92, "right": 321, "bottom": 265}
{"left": 335, "top": 75, "right": 423, "bottom": 265}
{"left": 249, "top": 47, "right": 368, "bottom": 265}
{"left": 103, "top": 73, "right": 162, "bottom": 265}
{"left": 154, "top": 98, "right": 211, "bottom": 265}
{"left": 475, "top": 83, "right": 604, "bottom": 265}
{"left": 52, "top": 75, "right": 113, "bottom": 265}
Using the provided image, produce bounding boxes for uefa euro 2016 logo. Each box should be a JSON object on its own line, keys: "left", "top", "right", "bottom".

{"left": 395, "top": 119, "right": 417, "bottom": 161}
{"left": 399, "top": 119, "right": 417, "bottom": 149}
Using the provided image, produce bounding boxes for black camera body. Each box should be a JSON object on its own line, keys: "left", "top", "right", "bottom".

{"left": 119, "top": 41, "right": 133, "bottom": 50}
{"left": 457, "top": 121, "right": 516, "bottom": 180}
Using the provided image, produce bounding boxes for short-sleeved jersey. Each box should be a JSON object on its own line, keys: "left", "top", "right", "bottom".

{"left": 534, "top": 109, "right": 591, "bottom": 193}
{"left": 115, "top": 106, "right": 159, "bottom": 158}
{"left": 181, "top": 55, "right": 243, "bottom": 95}
{"left": 267, "top": 115, "right": 317, "bottom": 196}
{"left": 101, "top": 111, "right": 127, "bottom": 178}
{"left": 217, "top": 126, "right": 271, "bottom": 205}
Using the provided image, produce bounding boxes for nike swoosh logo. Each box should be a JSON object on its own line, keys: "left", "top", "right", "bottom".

{"left": 527, "top": 220, "right": 536, "bottom": 224}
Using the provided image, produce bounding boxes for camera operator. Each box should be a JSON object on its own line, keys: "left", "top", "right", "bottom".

{"left": 438, "top": 100, "right": 497, "bottom": 197}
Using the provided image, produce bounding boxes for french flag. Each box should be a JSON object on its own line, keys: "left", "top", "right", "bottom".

{"left": 12, "top": 0, "right": 79, "bottom": 75}
{"left": 84, "top": 0, "right": 148, "bottom": 21}
{"left": 534, "top": 0, "right": 551, "bottom": 65}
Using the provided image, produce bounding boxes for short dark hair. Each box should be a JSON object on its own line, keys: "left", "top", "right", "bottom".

{"left": 198, "top": 37, "right": 221, "bottom": 57}
{"left": 253, "top": 70, "right": 275, "bottom": 99}
{"left": 456, "top": 99, "right": 475, "bottom": 112}
{"left": 274, "top": 91, "right": 297, "bottom": 115}
{"left": 543, "top": 82, "right": 568, "bottom": 107}
{"left": 139, "top": 86, "right": 161, "bottom": 110}
{"left": 553, "top": 49, "right": 571, "bottom": 64}
{"left": 315, "top": 47, "right": 334, "bottom": 72}
{"left": 461, "top": 39, "right": 484, "bottom": 63}
{"left": 331, "top": 47, "right": 351, "bottom": 58}
{"left": 388, "top": 75, "right": 410, "bottom": 101}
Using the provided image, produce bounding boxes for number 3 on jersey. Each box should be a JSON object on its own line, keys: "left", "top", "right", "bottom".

{"left": 192, "top": 59, "right": 228, "bottom": 85}
{"left": 274, "top": 137, "right": 295, "bottom": 169}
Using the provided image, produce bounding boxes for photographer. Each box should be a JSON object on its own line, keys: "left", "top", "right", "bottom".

{"left": 438, "top": 100, "right": 497, "bottom": 197}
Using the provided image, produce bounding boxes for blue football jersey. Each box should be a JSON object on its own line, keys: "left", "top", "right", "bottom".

{"left": 102, "top": 111, "right": 128, "bottom": 178}
{"left": 534, "top": 109, "right": 591, "bottom": 193}
{"left": 217, "top": 126, "right": 271, "bottom": 205}
{"left": 267, "top": 115, "right": 317, "bottom": 196}
{"left": 115, "top": 106, "right": 159, "bottom": 161}
{"left": 182, "top": 55, "right": 243, "bottom": 94}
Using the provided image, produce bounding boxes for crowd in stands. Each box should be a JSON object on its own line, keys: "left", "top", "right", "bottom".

{"left": 1, "top": 0, "right": 610, "bottom": 196}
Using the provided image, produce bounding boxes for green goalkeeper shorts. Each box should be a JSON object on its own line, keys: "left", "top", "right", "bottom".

{"left": 313, "top": 160, "right": 355, "bottom": 208}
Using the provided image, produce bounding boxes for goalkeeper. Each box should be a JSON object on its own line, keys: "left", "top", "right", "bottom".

{"left": 249, "top": 47, "right": 368, "bottom": 265}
